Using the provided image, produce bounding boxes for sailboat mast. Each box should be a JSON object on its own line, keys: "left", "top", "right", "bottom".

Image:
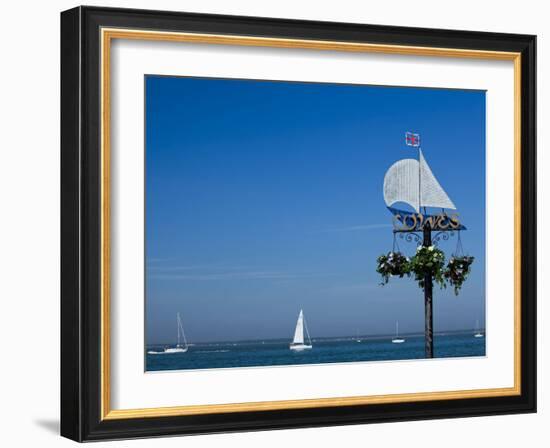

{"left": 177, "top": 312, "right": 181, "bottom": 346}
{"left": 303, "top": 314, "right": 311, "bottom": 345}
{"left": 418, "top": 146, "right": 422, "bottom": 212}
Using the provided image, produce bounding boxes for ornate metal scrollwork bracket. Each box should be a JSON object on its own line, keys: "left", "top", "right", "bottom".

{"left": 432, "top": 230, "right": 456, "bottom": 247}
{"left": 394, "top": 230, "right": 422, "bottom": 245}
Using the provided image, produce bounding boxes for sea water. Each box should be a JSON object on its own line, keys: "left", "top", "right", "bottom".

{"left": 146, "top": 332, "right": 485, "bottom": 372}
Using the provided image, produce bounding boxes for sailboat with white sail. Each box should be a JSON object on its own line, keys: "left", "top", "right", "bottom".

{"left": 392, "top": 321, "right": 405, "bottom": 344}
{"left": 149, "top": 312, "right": 189, "bottom": 354}
{"left": 289, "top": 309, "right": 312, "bottom": 351}
{"left": 474, "top": 319, "right": 484, "bottom": 338}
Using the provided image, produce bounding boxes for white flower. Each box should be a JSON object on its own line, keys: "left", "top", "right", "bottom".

{"left": 428, "top": 246, "right": 434, "bottom": 251}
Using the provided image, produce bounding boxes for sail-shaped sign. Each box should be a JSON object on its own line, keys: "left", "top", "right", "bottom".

{"left": 383, "top": 149, "right": 456, "bottom": 212}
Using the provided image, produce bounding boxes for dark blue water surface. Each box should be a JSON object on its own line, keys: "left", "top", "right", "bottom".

{"left": 146, "top": 332, "right": 485, "bottom": 372}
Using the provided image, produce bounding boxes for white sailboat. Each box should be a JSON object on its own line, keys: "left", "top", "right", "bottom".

{"left": 150, "top": 312, "right": 189, "bottom": 354}
{"left": 383, "top": 147, "right": 456, "bottom": 213}
{"left": 392, "top": 321, "right": 405, "bottom": 344}
{"left": 474, "top": 319, "right": 484, "bottom": 338}
{"left": 289, "top": 309, "right": 312, "bottom": 351}
{"left": 355, "top": 330, "right": 362, "bottom": 343}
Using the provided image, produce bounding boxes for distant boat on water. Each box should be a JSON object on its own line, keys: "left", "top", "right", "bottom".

{"left": 474, "top": 319, "right": 484, "bottom": 338}
{"left": 355, "top": 330, "right": 362, "bottom": 343}
{"left": 289, "top": 309, "right": 312, "bottom": 351}
{"left": 392, "top": 321, "right": 405, "bottom": 344}
{"left": 148, "top": 312, "right": 189, "bottom": 354}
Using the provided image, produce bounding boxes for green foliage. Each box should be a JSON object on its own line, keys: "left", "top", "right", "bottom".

{"left": 376, "top": 245, "right": 475, "bottom": 295}
{"left": 376, "top": 251, "right": 410, "bottom": 285}
{"left": 445, "top": 255, "right": 475, "bottom": 295}
{"left": 408, "top": 246, "right": 446, "bottom": 290}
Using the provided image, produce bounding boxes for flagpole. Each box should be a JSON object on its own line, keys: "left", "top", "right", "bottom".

{"left": 418, "top": 145, "right": 421, "bottom": 213}
{"left": 409, "top": 132, "right": 433, "bottom": 358}
{"left": 419, "top": 136, "right": 433, "bottom": 358}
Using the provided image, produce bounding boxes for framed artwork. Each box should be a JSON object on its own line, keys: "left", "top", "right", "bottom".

{"left": 60, "top": 6, "right": 536, "bottom": 441}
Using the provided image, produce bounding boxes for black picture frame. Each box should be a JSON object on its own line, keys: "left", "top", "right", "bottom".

{"left": 61, "top": 5, "right": 536, "bottom": 442}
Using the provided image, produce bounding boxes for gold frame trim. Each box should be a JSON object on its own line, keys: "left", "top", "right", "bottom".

{"left": 100, "top": 28, "right": 522, "bottom": 421}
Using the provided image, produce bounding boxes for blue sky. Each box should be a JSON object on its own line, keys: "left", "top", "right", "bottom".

{"left": 145, "top": 76, "right": 486, "bottom": 344}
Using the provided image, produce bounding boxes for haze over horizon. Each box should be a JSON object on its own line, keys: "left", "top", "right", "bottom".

{"left": 145, "top": 76, "right": 486, "bottom": 345}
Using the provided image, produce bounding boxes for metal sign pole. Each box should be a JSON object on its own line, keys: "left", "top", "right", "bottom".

{"left": 423, "top": 223, "right": 434, "bottom": 358}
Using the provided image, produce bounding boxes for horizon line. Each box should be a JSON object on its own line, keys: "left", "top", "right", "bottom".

{"left": 147, "top": 327, "right": 485, "bottom": 346}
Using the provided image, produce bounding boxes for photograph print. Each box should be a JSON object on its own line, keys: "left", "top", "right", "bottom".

{"left": 145, "top": 75, "right": 486, "bottom": 372}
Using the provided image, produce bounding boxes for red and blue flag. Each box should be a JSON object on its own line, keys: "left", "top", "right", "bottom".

{"left": 405, "top": 132, "right": 420, "bottom": 147}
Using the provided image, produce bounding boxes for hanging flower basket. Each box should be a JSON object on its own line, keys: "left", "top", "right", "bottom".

{"left": 376, "top": 251, "right": 410, "bottom": 285}
{"left": 445, "top": 255, "right": 475, "bottom": 295}
{"left": 408, "top": 246, "right": 446, "bottom": 290}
